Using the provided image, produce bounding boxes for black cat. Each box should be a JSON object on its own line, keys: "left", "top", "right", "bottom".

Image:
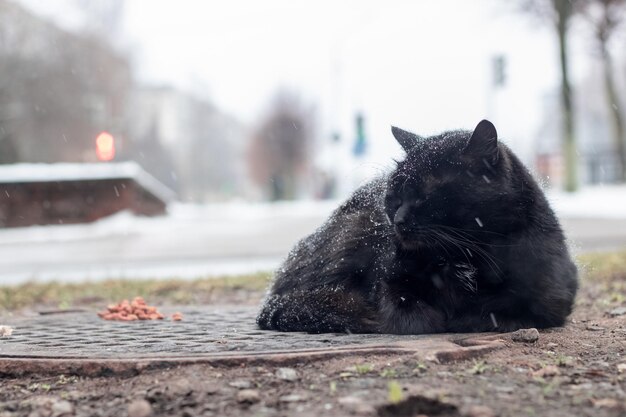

{"left": 257, "top": 120, "right": 578, "bottom": 334}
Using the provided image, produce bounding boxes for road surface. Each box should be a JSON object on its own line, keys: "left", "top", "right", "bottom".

{"left": 0, "top": 200, "right": 625, "bottom": 285}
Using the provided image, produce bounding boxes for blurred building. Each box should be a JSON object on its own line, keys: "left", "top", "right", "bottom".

{"left": 534, "top": 57, "right": 626, "bottom": 187}
{"left": 0, "top": 161, "right": 173, "bottom": 227}
{"left": 0, "top": 0, "right": 131, "bottom": 165}
{"left": 127, "top": 86, "right": 253, "bottom": 202}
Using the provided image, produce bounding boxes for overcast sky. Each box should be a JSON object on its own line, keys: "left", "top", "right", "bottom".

{"left": 17, "top": 0, "right": 604, "bottom": 166}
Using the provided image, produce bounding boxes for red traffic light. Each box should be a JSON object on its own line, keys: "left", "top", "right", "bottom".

{"left": 96, "top": 132, "right": 115, "bottom": 161}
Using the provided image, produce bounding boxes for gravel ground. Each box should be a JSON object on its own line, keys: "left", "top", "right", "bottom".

{"left": 1, "top": 258, "right": 625, "bottom": 417}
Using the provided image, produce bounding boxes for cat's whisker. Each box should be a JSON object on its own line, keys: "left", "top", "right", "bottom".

{"left": 431, "top": 225, "right": 517, "bottom": 248}
{"left": 428, "top": 229, "right": 503, "bottom": 277}
{"left": 429, "top": 233, "right": 453, "bottom": 260}
{"left": 431, "top": 223, "right": 508, "bottom": 238}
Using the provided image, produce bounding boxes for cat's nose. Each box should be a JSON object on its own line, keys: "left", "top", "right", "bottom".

{"left": 393, "top": 206, "right": 408, "bottom": 227}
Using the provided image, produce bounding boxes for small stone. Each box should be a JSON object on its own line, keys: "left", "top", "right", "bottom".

{"left": 181, "top": 407, "right": 196, "bottom": 417}
{"left": 62, "top": 391, "right": 84, "bottom": 401}
{"left": 617, "top": 363, "right": 626, "bottom": 374}
{"left": 532, "top": 365, "right": 560, "bottom": 378}
{"left": 201, "top": 403, "right": 218, "bottom": 412}
{"left": 339, "top": 397, "right": 375, "bottom": 415}
{"left": 229, "top": 380, "right": 252, "bottom": 389}
{"left": 465, "top": 405, "right": 496, "bottom": 417}
{"left": 591, "top": 398, "right": 622, "bottom": 410}
{"left": 585, "top": 324, "right": 606, "bottom": 331}
{"left": 26, "top": 396, "right": 53, "bottom": 409}
{"left": 275, "top": 367, "right": 299, "bottom": 381}
{"left": 338, "top": 396, "right": 361, "bottom": 406}
{"left": 591, "top": 360, "right": 610, "bottom": 369}
{"left": 50, "top": 400, "right": 73, "bottom": 417}
{"left": 354, "top": 404, "right": 376, "bottom": 415}
{"left": 609, "top": 307, "right": 626, "bottom": 317}
{"left": 494, "top": 385, "right": 515, "bottom": 393}
{"left": 167, "top": 378, "right": 194, "bottom": 396}
{"left": 546, "top": 342, "right": 558, "bottom": 349}
{"left": 279, "top": 394, "right": 305, "bottom": 403}
{"left": 510, "top": 328, "right": 539, "bottom": 343}
{"left": 0, "top": 325, "right": 13, "bottom": 337}
{"left": 236, "top": 389, "right": 260, "bottom": 404}
{"left": 350, "top": 379, "right": 378, "bottom": 389}
{"left": 127, "top": 399, "right": 152, "bottom": 417}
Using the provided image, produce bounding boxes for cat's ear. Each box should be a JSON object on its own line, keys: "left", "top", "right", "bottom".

{"left": 463, "top": 119, "right": 499, "bottom": 165}
{"left": 391, "top": 126, "right": 422, "bottom": 152}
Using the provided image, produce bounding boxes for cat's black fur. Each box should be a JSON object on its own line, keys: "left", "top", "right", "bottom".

{"left": 257, "top": 120, "right": 578, "bottom": 334}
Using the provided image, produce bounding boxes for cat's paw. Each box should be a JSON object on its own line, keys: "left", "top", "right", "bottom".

{"left": 256, "top": 295, "right": 285, "bottom": 330}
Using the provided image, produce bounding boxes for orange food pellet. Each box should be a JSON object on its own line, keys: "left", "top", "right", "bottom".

{"left": 97, "top": 298, "right": 167, "bottom": 322}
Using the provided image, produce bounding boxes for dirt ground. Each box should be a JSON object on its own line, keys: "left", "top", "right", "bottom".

{"left": 1, "top": 262, "right": 625, "bottom": 417}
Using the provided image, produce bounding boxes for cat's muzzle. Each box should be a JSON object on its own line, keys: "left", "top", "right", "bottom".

{"left": 394, "top": 226, "right": 428, "bottom": 250}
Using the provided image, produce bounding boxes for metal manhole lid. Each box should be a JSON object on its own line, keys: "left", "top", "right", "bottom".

{"left": 0, "top": 307, "right": 505, "bottom": 376}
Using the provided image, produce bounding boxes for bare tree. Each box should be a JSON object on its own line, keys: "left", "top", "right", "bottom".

{"left": 578, "top": 0, "right": 626, "bottom": 181}
{"left": 248, "top": 91, "right": 314, "bottom": 201}
{"left": 0, "top": 63, "right": 19, "bottom": 163}
{"left": 123, "top": 117, "right": 179, "bottom": 193}
{"left": 519, "top": 0, "right": 579, "bottom": 191}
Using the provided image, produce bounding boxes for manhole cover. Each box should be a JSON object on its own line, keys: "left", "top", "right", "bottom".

{"left": 0, "top": 307, "right": 504, "bottom": 376}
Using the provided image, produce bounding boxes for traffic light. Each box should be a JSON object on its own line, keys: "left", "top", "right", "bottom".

{"left": 353, "top": 113, "right": 366, "bottom": 157}
{"left": 493, "top": 55, "right": 506, "bottom": 87}
{"left": 96, "top": 131, "right": 115, "bottom": 161}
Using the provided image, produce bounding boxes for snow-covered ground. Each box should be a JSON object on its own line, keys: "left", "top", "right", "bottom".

{"left": 0, "top": 201, "right": 337, "bottom": 285}
{"left": 547, "top": 185, "right": 626, "bottom": 219}
{"left": 0, "top": 186, "right": 625, "bottom": 285}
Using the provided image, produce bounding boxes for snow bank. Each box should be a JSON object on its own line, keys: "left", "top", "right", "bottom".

{"left": 547, "top": 185, "right": 626, "bottom": 219}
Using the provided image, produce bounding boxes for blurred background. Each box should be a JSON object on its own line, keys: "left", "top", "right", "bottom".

{"left": 1, "top": 0, "right": 625, "bottom": 285}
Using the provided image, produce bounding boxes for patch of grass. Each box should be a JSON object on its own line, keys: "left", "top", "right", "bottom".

{"left": 578, "top": 250, "right": 626, "bottom": 307}
{"left": 329, "top": 381, "right": 337, "bottom": 395}
{"left": 354, "top": 363, "right": 375, "bottom": 374}
{"left": 555, "top": 354, "right": 574, "bottom": 367}
{"left": 57, "top": 375, "right": 77, "bottom": 385}
{"left": 603, "top": 290, "right": 626, "bottom": 305}
{"left": 578, "top": 250, "right": 626, "bottom": 283}
{"left": 2, "top": 250, "right": 625, "bottom": 313}
{"left": 523, "top": 406, "right": 537, "bottom": 416}
{"left": 538, "top": 378, "right": 560, "bottom": 397}
{"left": 387, "top": 381, "right": 403, "bottom": 404}
{"left": 469, "top": 360, "right": 489, "bottom": 375}
{"left": 0, "top": 272, "right": 271, "bottom": 312}
{"left": 413, "top": 361, "right": 428, "bottom": 374}
{"left": 380, "top": 368, "right": 398, "bottom": 378}
{"left": 27, "top": 383, "right": 51, "bottom": 392}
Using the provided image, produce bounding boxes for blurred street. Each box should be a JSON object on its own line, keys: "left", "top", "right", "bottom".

{"left": 2, "top": 1, "right": 626, "bottom": 286}
{"left": 1, "top": 190, "right": 625, "bottom": 285}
